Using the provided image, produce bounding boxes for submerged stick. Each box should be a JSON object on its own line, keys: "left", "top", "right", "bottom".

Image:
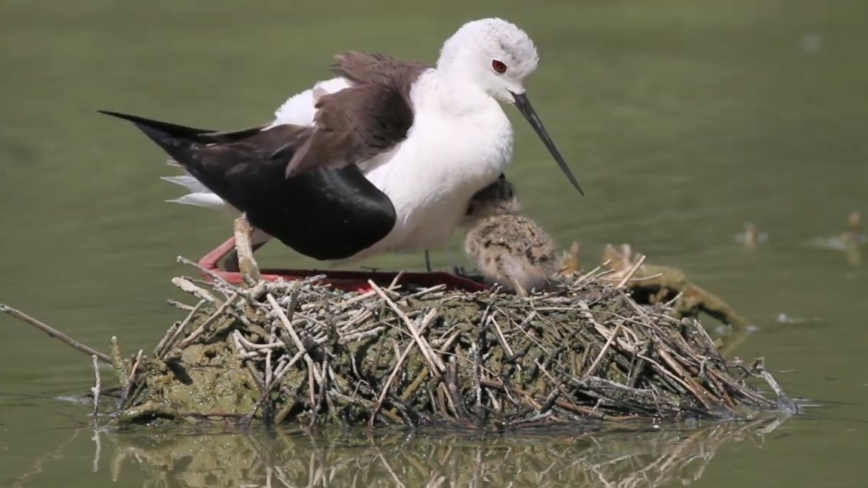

{"left": 752, "top": 359, "right": 792, "bottom": 408}
{"left": 0, "top": 305, "right": 112, "bottom": 364}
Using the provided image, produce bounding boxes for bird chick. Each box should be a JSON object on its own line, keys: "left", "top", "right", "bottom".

{"left": 462, "top": 176, "right": 559, "bottom": 296}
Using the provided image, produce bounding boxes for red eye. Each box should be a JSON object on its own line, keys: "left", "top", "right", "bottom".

{"left": 491, "top": 60, "right": 507, "bottom": 74}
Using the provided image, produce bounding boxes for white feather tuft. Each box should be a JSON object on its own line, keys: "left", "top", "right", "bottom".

{"left": 161, "top": 175, "right": 211, "bottom": 194}
{"left": 269, "top": 77, "right": 353, "bottom": 127}
{"left": 165, "top": 193, "right": 234, "bottom": 213}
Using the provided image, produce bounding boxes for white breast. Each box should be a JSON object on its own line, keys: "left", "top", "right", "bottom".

{"left": 337, "top": 72, "right": 515, "bottom": 264}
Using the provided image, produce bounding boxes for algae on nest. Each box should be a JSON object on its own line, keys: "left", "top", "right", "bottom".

{"left": 148, "top": 342, "right": 260, "bottom": 415}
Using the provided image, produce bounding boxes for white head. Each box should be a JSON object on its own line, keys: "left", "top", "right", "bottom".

{"left": 437, "top": 18, "right": 585, "bottom": 196}
{"left": 437, "top": 18, "right": 539, "bottom": 103}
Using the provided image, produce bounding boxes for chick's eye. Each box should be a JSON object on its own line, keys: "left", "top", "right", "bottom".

{"left": 491, "top": 60, "right": 507, "bottom": 74}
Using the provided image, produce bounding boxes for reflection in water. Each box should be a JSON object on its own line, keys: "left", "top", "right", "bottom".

{"left": 77, "top": 417, "right": 787, "bottom": 488}
{"left": 805, "top": 212, "right": 865, "bottom": 265}
{"left": 735, "top": 222, "right": 768, "bottom": 250}
{"left": 11, "top": 428, "right": 85, "bottom": 488}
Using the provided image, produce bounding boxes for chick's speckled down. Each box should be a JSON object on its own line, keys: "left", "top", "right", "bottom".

{"left": 462, "top": 175, "right": 559, "bottom": 296}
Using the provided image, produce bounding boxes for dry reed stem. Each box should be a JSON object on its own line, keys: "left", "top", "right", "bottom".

{"left": 234, "top": 215, "right": 260, "bottom": 284}
{"left": 171, "top": 277, "right": 218, "bottom": 304}
{"left": 109, "top": 336, "right": 129, "bottom": 387}
{"left": 369, "top": 308, "right": 440, "bottom": 427}
{"left": 0, "top": 305, "right": 112, "bottom": 364}
{"left": 583, "top": 322, "right": 624, "bottom": 380}
{"left": 267, "top": 293, "right": 323, "bottom": 385}
{"left": 369, "top": 280, "right": 445, "bottom": 375}
{"left": 176, "top": 294, "right": 239, "bottom": 349}
{"left": 154, "top": 299, "right": 205, "bottom": 358}
{"left": 118, "top": 350, "right": 144, "bottom": 411}
{"left": 615, "top": 254, "right": 647, "bottom": 289}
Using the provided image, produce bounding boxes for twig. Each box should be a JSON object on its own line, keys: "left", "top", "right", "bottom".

{"left": 615, "top": 255, "right": 647, "bottom": 289}
{"left": 368, "top": 281, "right": 444, "bottom": 374}
{"left": 171, "top": 277, "right": 219, "bottom": 304}
{"left": 572, "top": 260, "right": 611, "bottom": 287}
{"left": 109, "top": 336, "right": 129, "bottom": 387}
{"left": 583, "top": 323, "right": 624, "bottom": 380}
{"left": 176, "top": 255, "right": 233, "bottom": 288}
{"left": 154, "top": 300, "right": 205, "bottom": 358}
{"left": 339, "top": 326, "right": 385, "bottom": 344}
{"left": 618, "top": 289, "right": 650, "bottom": 320}
{"left": 0, "top": 305, "right": 112, "bottom": 364}
{"left": 752, "top": 359, "right": 792, "bottom": 408}
{"left": 117, "top": 350, "right": 143, "bottom": 411}
{"left": 266, "top": 294, "right": 322, "bottom": 384}
{"left": 620, "top": 272, "right": 664, "bottom": 282}
{"left": 369, "top": 308, "right": 439, "bottom": 427}
{"left": 310, "top": 355, "right": 330, "bottom": 427}
{"left": 176, "top": 294, "right": 239, "bottom": 349}
{"left": 166, "top": 299, "right": 196, "bottom": 311}
{"left": 488, "top": 315, "right": 514, "bottom": 358}
{"left": 234, "top": 214, "right": 261, "bottom": 284}
{"left": 388, "top": 271, "right": 405, "bottom": 290}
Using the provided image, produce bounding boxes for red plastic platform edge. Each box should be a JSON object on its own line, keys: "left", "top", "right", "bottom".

{"left": 196, "top": 237, "right": 490, "bottom": 293}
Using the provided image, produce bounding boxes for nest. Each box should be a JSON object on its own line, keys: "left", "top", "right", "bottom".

{"left": 1, "top": 220, "right": 792, "bottom": 432}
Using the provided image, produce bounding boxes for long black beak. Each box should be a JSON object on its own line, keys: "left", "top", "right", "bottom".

{"left": 512, "top": 91, "right": 584, "bottom": 196}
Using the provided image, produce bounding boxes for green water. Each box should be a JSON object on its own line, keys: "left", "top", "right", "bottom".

{"left": 2, "top": 0, "right": 867, "bottom": 486}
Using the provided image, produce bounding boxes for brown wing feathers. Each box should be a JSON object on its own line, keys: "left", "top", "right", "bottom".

{"left": 283, "top": 52, "right": 433, "bottom": 178}
{"left": 330, "top": 51, "right": 431, "bottom": 97}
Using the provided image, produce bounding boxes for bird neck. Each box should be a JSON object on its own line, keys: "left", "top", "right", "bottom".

{"left": 416, "top": 68, "right": 498, "bottom": 118}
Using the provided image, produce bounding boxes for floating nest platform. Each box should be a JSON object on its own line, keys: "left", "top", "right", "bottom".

{"left": 1, "top": 221, "right": 793, "bottom": 432}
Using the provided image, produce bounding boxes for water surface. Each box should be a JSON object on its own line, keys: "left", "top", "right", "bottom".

{"left": 2, "top": 1, "right": 867, "bottom": 486}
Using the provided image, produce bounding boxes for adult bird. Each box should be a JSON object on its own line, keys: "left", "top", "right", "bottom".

{"left": 100, "top": 17, "right": 584, "bottom": 269}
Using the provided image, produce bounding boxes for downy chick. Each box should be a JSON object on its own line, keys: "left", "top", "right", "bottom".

{"left": 462, "top": 176, "right": 558, "bottom": 296}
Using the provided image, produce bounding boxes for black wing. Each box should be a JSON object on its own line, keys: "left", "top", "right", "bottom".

{"left": 98, "top": 110, "right": 396, "bottom": 261}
